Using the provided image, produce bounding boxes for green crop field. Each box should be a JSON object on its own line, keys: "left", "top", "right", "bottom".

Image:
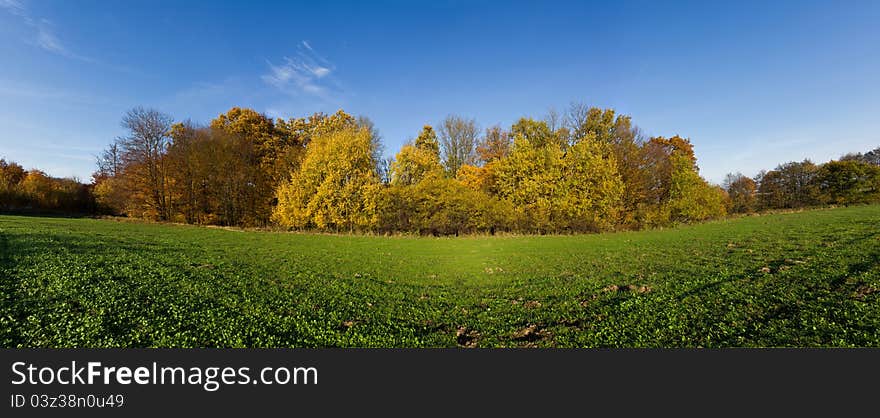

{"left": 1, "top": 205, "right": 878, "bottom": 348}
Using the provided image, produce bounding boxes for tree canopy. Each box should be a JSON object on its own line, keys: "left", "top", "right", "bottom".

{"left": 4, "top": 103, "right": 872, "bottom": 235}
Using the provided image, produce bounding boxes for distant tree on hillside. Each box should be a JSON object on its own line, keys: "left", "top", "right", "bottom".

{"left": 840, "top": 146, "right": 880, "bottom": 166}
{"left": 0, "top": 159, "right": 26, "bottom": 189}
{"left": 757, "top": 160, "right": 820, "bottom": 210}
{"left": 724, "top": 173, "right": 757, "bottom": 213}
{"left": 815, "top": 160, "right": 880, "bottom": 205}
{"left": 0, "top": 159, "right": 94, "bottom": 213}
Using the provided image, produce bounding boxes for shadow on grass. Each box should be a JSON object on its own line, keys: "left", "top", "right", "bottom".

{"left": 0, "top": 209, "right": 99, "bottom": 219}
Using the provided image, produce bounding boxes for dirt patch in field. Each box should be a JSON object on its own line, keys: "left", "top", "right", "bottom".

{"left": 580, "top": 284, "right": 652, "bottom": 306}
{"left": 190, "top": 263, "right": 215, "bottom": 269}
{"left": 456, "top": 327, "right": 480, "bottom": 348}
{"left": 853, "top": 285, "right": 879, "bottom": 300}
{"left": 559, "top": 318, "right": 582, "bottom": 328}
{"left": 760, "top": 258, "right": 810, "bottom": 275}
{"left": 512, "top": 324, "right": 552, "bottom": 345}
{"left": 580, "top": 294, "right": 600, "bottom": 306}
{"left": 523, "top": 300, "right": 542, "bottom": 309}
{"left": 603, "top": 284, "right": 652, "bottom": 294}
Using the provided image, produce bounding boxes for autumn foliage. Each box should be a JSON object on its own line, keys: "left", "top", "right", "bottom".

{"left": 274, "top": 125, "right": 380, "bottom": 231}
{"left": 0, "top": 159, "right": 94, "bottom": 213}
{"left": 5, "top": 103, "right": 878, "bottom": 234}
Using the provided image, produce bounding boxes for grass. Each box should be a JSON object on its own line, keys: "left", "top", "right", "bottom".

{"left": 1, "top": 205, "right": 878, "bottom": 347}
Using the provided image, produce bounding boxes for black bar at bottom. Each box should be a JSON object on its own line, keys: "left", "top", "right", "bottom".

{"left": 2, "top": 349, "right": 877, "bottom": 416}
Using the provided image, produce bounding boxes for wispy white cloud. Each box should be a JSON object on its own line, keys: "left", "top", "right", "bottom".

{"left": 33, "top": 19, "right": 77, "bottom": 58}
{"left": 0, "top": 0, "right": 26, "bottom": 16}
{"left": 1, "top": 1, "right": 94, "bottom": 62}
{"left": 35, "top": 25, "right": 64, "bottom": 53}
{"left": 163, "top": 42, "right": 346, "bottom": 123}
{"left": 262, "top": 41, "right": 340, "bottom": 99}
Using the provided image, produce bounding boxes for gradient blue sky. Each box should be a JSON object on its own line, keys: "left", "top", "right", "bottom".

{"left": 1, "top": 0, "right": 878, "bottom": 183}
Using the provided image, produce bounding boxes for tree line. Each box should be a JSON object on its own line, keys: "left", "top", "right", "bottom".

{"left": 724, "top": 150, "right": 880, "bottom": 214}
{"left": 2, "top": 104, "right": 878, "bottom": 233}
{"left": 0, "top": 159, "right": 95, "bottom": 213}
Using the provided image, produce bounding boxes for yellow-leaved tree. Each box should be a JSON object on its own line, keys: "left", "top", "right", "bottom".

{"left": 494, "top": 119, "right": 624, "bottom": 232}
{"left": 493, "top": 133, "right": 564, "bottom": 232}
{"left": 390, "top": 126, "right": 443, "bottom": 186}
{"left": 663, "top": 153, "right": 728, "bottom": 223}
{"left": 557, "top": 138, "right": 624, "bottom": 230}
{"left": 273, "top": 126, "right": 380, "bottom": 231}
{"left": 455, "top": 164, "right": 490, "bottom": 192}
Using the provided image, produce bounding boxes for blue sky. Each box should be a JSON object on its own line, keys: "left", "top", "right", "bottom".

{"left": 1, "top": 0, "right": 878, "bottom": 183}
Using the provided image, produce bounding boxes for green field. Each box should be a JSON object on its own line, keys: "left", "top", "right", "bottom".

{"left": 1, "top": 205, "right": 878, "bottom": 347}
